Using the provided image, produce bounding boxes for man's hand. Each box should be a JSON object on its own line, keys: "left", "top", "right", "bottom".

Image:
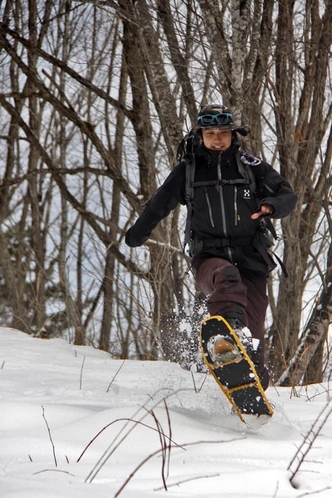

{"left": 251, "top": 204, "right": 273, "bottom": 219}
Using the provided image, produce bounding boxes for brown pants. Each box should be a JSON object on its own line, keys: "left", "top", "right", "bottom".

{"left": 193, "top": 257, "right": 269, "bottom": 373}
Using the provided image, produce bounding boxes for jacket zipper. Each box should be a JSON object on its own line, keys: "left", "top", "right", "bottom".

{"left": 217, "top": 154, "right": 228, "bottom": 237}
{"left": 234, "top": 186, "right": 238, "bottom": 226}
{"left": 217, "top": 153, "right": 233, "bottom": 262}
{"left": 204, "top": 188, "right": 215, "bottom": 227}
{"left": 263, "top": 183, "right": 276, "bottom": 195}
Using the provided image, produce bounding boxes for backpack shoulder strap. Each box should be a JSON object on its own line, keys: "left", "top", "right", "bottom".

{"left": 235, "top": 150, "right": 257, "bottom": 194}
{"left": 184, "top": 154, "right": 195, "bottom": 202}
{"left": 183, "top": 154, "right": 196, "bottom": 247}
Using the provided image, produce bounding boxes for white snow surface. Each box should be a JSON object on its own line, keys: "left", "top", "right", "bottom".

{"left": 1, "top": 327, "right": 332, "bottom": 497}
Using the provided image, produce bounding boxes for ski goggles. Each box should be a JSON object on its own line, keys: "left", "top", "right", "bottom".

{"left": 197, "top": 112, "right": 232, "bottom": 127}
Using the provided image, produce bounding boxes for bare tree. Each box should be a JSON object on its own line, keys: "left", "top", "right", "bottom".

{"left": 0, "top": 0, "right": 331, "bottom": 384}
{"left": 268, "top": 0, "right": 332, "bottom": 381}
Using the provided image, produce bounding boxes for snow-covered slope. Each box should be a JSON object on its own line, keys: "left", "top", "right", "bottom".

{"left": 1, "top": 327, "right": 331, "bottom": 497}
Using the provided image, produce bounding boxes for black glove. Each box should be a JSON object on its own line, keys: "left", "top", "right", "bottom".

{"left": 125, "top": 227, "right": 149, "bottom": 247}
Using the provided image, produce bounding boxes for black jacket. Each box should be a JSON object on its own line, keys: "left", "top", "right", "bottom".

{"left": 125, "top": 143, "right": 297, "bottom": 274}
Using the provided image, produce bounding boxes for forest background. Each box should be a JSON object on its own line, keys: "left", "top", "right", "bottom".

{"left": 0, "top": 0, "right": 331, "bottom": 386}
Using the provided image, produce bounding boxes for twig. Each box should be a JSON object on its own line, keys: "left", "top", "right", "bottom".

{"left": 41, "top": 406, "right": 57, "bottom": 467}
{"left": 33, "top": 469, "right": 75, "bottom": 476}
{"left": 79, "top": 356, "right": 85, "bottom": 390}
{"left": 288, "top": 402, "right": 332, "bottom": 486}
{"left": 77, "top": 417, "right": 183, "bottom": 463}
{"left": 146, "top": 400, "right": 173, "bottom": 491}
{"left": 114, "top": 447, "right": 167, "bottom": 497}
{"left": 164, "top": 399, "right": 172, "bottom": 482}
{"left": 106, "top": 360, "right": 125, "bottom": 393}
{"left": 297, "top": 486, "right": 332, "bottom": 497}
{"left": 146, "top": 408, "right": 169, "bottom": 491}
{"left": 190, "top": 369, "right": 208, "bottom": 393}
{"left": 83, "top": 387, "right": 245, "bottom": 495}
{"left": 84, "top": 388, "right": 188, "bottom": 483}
{"left": 272, "top": 480, "right": 279, "bottom": 498}
{"left": 84, "top": 387, "right": 215, "bottom": 483}
{"left": 154, "top": 472, "right": 220, "bottom": 490}
{"left": 114, "top": 437, "right": 243, "bottom": 497}
{"left": 1, "top": 361, "right": 5, "bottom": 369}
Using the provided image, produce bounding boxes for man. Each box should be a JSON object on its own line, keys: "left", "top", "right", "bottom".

{"left": 125, "top": 104, "right": 297, "bottom": 389}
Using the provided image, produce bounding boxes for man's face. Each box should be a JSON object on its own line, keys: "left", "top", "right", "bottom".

{"left": 202, "top": 129, "right": 232, "bottom": 152}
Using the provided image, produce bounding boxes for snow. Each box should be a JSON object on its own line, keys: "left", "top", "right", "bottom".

{"left": 1, "top": 327, "right": 332, "bottom": 498}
